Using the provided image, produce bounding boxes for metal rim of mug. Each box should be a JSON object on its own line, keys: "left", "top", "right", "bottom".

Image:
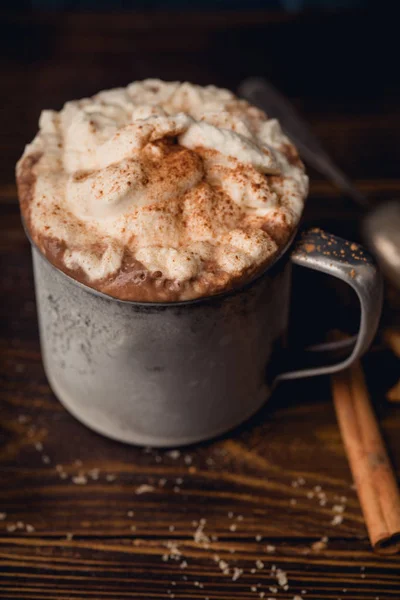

{"left": 22, "top": 213, "right": 297, "bottom": 308}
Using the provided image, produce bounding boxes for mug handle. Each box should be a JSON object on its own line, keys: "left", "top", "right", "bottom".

{"left": 276, "top": 228, "right": 383, "bottom": 381}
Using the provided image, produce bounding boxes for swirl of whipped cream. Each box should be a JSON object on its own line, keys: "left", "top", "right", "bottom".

{"left": 17, "top": 80, "right": 308, "bottom": 300}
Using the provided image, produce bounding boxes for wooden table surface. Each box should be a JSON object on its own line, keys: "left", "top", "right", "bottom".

{"left": 1, "top": 9, "right": 400, "bottom": 599}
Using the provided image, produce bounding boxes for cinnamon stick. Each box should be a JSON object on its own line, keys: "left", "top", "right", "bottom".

{"left": 332, "top": 362, "right": 400, "bottom": 554}
{"left": 384, "top": 328, "right": 400, "bottom": 358}
{"left": 387, "top": 379, "right": 400, "bottom": 403}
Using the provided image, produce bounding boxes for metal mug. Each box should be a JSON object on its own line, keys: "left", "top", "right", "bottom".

{"left": 30, "top": 228, "right": 382, "bottom": 447}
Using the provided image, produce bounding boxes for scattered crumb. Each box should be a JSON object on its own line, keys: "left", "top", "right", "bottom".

{"left": 276, "top": 568, "right": 288, "bottom": 588}
{"left": 89, "top": 468, "right": 100, "bottom": 480}
{"left": 42, "top": 455, "right": 51, "bottom": 465}
{"left": 256, "top": 560, "right": 264, "bottom": 569}
{"left": 311, "top": 537, "right": 328, "bottom": 552}
{"left": 26, "top": 524, "right": 35, "bottom": 533}
{"left": 266, "top": 545, "right": 276, "bottom": 553}
{"left": 166, "top": 450, "right": 181, "bottom": 460}
{"left": 34, "top": 442, "right": 43, "bottom": 451}
{"left": 165, "top": 541, "right": 181, "bottom": 560}
{"left": 127, "top": 511, "right": 134, "bottom": 517}
{"left": 331, "top": 514, "right": 343, "bottom": 526}
{"left": 66, "top": 533, "right": 73, "bottom": 541}
{"left": 0, "top": 513, "right": 6, "bottom": 520}
{"left": 216, "top": 558, "right": 230, "bottom": 576}
{"left": 72, "top": 474, "right": 87, "bottom": 485}
{"left": 232, "top": 567, "right": 243, "bottom": 581}
{"left": 27, "top": 426, "right": 36, "bottom": 438}
{"left": 291, "top": 477, "right": 306, "bottom": 488}
{"left": 193, "top": 519, "right": 210, "bottom": 547}
{"left": 135, "top": 484, "right": 155, "bottom": 494}
{"left": 105, "top": 474, "right": 116, "bottom": 482}
{"left": 255, "top": 535, "right": 262, "bottom": 541}
{"left": 229, "top": 523, "right": 237, "bottom": 532}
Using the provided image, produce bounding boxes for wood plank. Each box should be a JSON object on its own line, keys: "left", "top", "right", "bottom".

{"left": 0, "top": 537, "right": 400, "bottom": 599}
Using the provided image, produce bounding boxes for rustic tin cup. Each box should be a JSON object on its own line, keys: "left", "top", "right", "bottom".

{"left": 30, "top": 228, "right": 382, "bottom": 447}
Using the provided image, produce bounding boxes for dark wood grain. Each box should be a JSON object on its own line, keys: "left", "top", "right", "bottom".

{"left": 1, "top": 8, "right": 400, "bottom": 599}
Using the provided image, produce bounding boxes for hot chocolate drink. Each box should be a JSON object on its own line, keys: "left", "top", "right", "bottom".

{"left": 17, "top": 80, "right": 308, "bottom": 301}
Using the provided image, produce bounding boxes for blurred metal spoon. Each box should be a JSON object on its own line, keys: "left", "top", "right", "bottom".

{"left": 239, "top": 77, "right": 400, "bottom": 288}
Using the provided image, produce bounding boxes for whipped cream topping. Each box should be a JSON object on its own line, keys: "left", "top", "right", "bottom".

{"left": 17, "top": 80, "right": 308, "bottom": 299}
